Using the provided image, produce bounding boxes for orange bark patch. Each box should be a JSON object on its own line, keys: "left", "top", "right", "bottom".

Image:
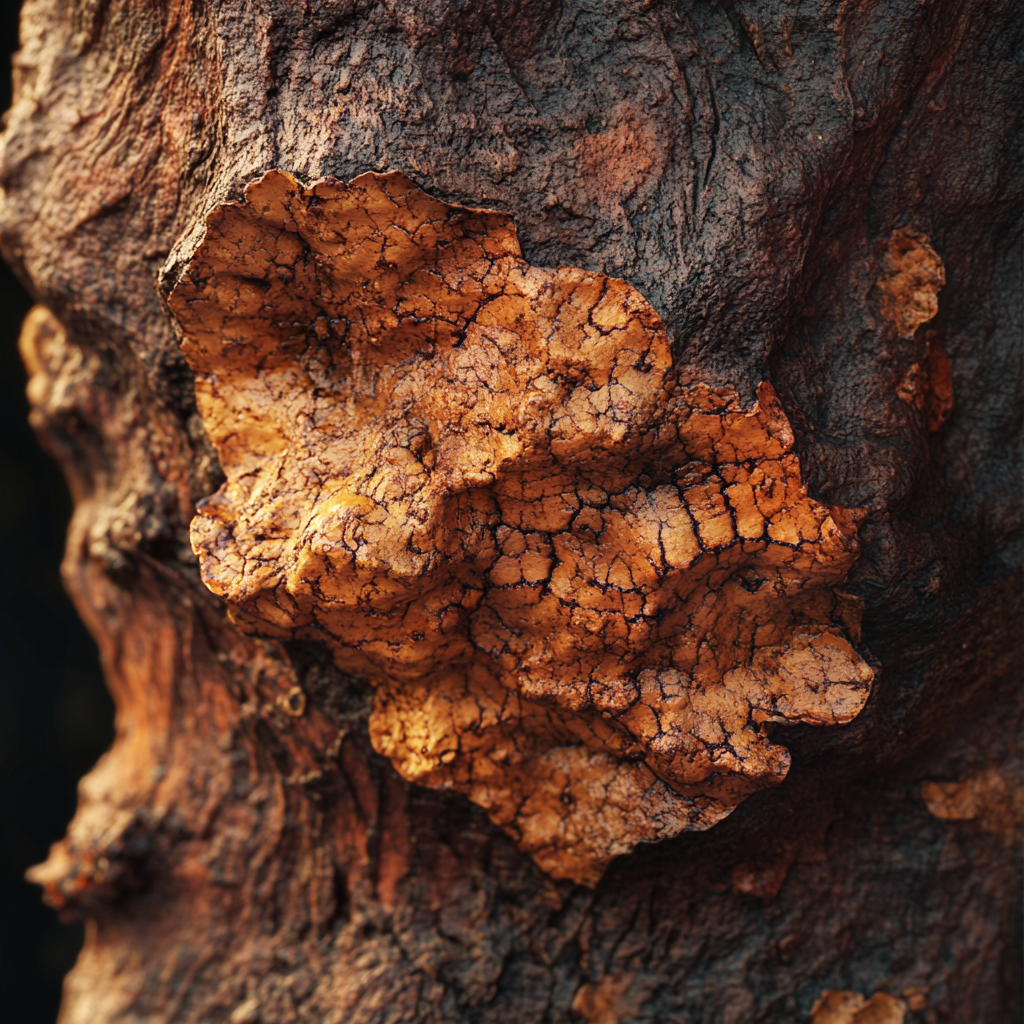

{"left": 876, "top": 229, "right": 945, "bottom": 338}
{"left": 921, "top": 766, "right": 1022, "bottom": 841}
{"left": 811, "top": 991, "right": 906, "bottom": 1024}
{"left": 169, "top": 170, "right": 873, "bottom": 884}
{"left": 925, "top": 340, "right": 954, "bottom": 431}
{"left": 572, "top": 973, "right": 636, "bottom": 1024}
{"left": 570, "top": 102, "right": 662, "bottom": 213}
{"left": 895, "top": 331, "right": 954, "bottom": 431}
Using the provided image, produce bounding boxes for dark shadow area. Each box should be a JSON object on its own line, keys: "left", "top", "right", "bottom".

{"left": 0, "top": 5, "right": 115, "bottom": 1021}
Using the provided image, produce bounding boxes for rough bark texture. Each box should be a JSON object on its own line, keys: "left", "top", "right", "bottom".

{"left": 1, "top": 1, "right": 1021, "bottom": 1022}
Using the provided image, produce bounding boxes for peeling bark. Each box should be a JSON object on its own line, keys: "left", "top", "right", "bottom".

{"left": 2, "top": 0, "right": 1021, "bottom": 1021}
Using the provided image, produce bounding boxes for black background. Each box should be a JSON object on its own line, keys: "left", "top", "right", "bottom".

{"left": 0, "top": 3, "right": 115, "bottom": 1021}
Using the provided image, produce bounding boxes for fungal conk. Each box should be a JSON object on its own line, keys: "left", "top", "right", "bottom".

{"left": 169, "top": 171, "right": 873, "bottom": 884}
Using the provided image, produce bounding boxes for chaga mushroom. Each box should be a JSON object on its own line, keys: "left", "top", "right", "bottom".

{"left": 168, "top": 170, "right": 874, "bottom": 883}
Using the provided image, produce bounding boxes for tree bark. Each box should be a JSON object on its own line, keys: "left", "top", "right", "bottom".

{"left": 2, "top": 1, "right": 1020, "bottom": 1022}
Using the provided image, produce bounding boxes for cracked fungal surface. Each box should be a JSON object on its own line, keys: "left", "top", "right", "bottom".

{"left": 168, "top": 170, "right": 873, "bottom": 884}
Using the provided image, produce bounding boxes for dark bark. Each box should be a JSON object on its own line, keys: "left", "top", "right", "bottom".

{"left": 1, "top": 1, "right": 1020, "bottom": 1021}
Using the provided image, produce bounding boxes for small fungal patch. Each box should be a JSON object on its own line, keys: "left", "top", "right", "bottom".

{"left": 811, "top": 991, "right": 906, "bottom": 1024}
{"left": 875, "top": 229, "right": 945, "bottom": 339}
{"left": 922, "top": 766, "right": 1022, "bottom": 841}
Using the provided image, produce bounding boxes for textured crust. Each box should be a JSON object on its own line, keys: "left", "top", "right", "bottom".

{"left": 169, "top": 169, "right": 872, "bottom": 883}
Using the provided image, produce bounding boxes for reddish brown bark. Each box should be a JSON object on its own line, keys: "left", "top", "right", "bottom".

{"left": 2, "top": 1, "right": 1020, "bottom": 1021}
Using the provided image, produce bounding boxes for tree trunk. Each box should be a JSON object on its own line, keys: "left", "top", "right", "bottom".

{"left": 2, "top": 1, "right": 1020, "bottom": 1021}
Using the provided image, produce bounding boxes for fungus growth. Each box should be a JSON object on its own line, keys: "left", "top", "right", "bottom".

{"left": 169, "top": 171, "right": 873, "bottom": 883}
